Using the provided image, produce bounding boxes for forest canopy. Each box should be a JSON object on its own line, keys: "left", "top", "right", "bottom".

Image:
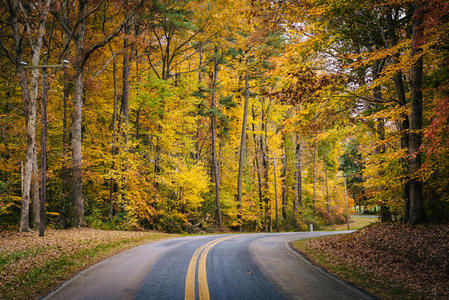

{"left": 0, "top": 0, "right": 448, "bottom": 233}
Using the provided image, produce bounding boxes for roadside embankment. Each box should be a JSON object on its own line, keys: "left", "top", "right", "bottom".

{"left": 0, "top": 228, "right": 177, "bottom": 300}
{"left": 292, "top": 223, "right": 449, "bottom": 299}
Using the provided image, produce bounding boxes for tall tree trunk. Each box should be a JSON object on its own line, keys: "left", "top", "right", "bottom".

{"left": 154, "top": 134, "right": 161, "bottom": 175}
{"left": 109, "top": 44, "right": 118, "bottom": 219}
{"left": 196, "top": 47, "right": 202, "bottom": 162}
{"left": 281, "top": 127, "right": 291, "bottom": 223}
{"left": 218, "top": 139, "right": 223, "bottom": 185}
{"left": 295, "top": 134, "right": 302, "bottom": 212}
{"left": 408, "top": 0, "right": 426, "bottom": 224}
{"left": 377, "top": 119, "right": 391, "bottom": 222}
{"left": 72, "top": 0, "right": 87, "bottom": 227}
{"left": 372, "top": 60, "right": 391, "bottom": 222}
{"left": 281, "top": 155, "right": 287, "bottom": 222}
{"left": 28, "top": 55, "right": 40, "bottom": 230}
{"left": 121, "top": 1, "right": 130, "bottom": 205}
{"left": 39, "top": 60, "right": 48, "bottom": 237}
{"left": 236, "top": 75, "right": 250, "bottom": 231}
{"left": 210, "top": 50, "right": 222, "bottom": 229}
{"left": 251, "top": 106, "right": 263, "bottom": 225}
{"left": 401, "top": 119, "right": 411, "bottom": 223}
{"left": 261, "top": 111, "right": 269, "bottom": 232}
{"left": 17, "top": 65, "right": 32, "bottom": 232}
{"left": 61, "top": 63, "right": 71, "bottom": 227}
{"left": 134, "top": 48, "right": 140, "bottom": 140}
{"left": 9, "top": 0, "right": 51, "bottom": 231}
{"left": 324, "top": 160, "right": 329, "bottom": 215}
{"left": 122, "top": 0, "right": 130, "bottom": 145}
{"left": 272, "top": 152, "right": 279, "bottom": 232}
{"left": 32, "top": 146, "right": 40, "bottom": 228}
{"left": 392, "top": 66, "right": 410, "bottom": 224}
{"left": 313, "top": 144, "right": 317, "bottom": 215}
{"left": 385, "top": 8, "right": 411, "bottom": 223}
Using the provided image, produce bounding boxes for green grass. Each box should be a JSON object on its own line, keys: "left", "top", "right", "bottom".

{"left": 291, "top": 238, "right": 419, "bottom": 300}
{"left": 324, "top": 214, "right": 379, "bottom": 231}
{"left": 0, "top": 247, "right": 47, "bottom": 266}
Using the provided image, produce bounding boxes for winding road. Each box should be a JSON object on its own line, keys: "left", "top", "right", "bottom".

{"left": 43, "top": 232, "right": 375, "bottom": 300}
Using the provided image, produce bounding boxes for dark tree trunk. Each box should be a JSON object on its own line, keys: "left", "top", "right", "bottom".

{"left": 62, "top": 63, "right": 71, "bottom": 226}
{"left": 295, "top": 134, "right": 302, "bottom": 212}
{"left": 109, "top": 44, "right": 118, "bottom": 219}
{"left": 378, "top": 120, "right": 392, "bottom": 222}
{"left": 372, "top": 59, "right": 391, "bottom": 222}
{"left": 324, "top": 160, "right": 330, "bottom": 215}
{"left": 121, "top": 1, "right": 130, "bottom": 205}
{"left": 251, "top": 106, "right": 264, "bottom": 223}
{"left": 210, "top": 50, "right": 222, "bottom": 229}
{"left": 272, "top": 153, "right": 279, "bottom": 232}
{"left": 122, "top": 0, "right": 130, "bottom": 144}
{"left": 196, "top": 47, "right": 203, "bottom": 162}
{"left": 236, "top": 75, "right": 250, "bottom": 231}
{"left": 408, "top": 0, "right": 426, "bottom": 224}
{"left": 392, "top": 68, "right": 411, "bottom": 224}
{"left": 134, "top": 48, "right": 140, "bottom": 140}
{"left": 384, "top": 7, "right": 411, "bottom": 223}
{"left": 39, "top": 61, "right": 48, "bottom": 236}
{"left": 281, "top": 155, "right": 287, "bottom": 222}
{"left": 32, "top": 146, "right": 40, "bottom": 228}
{"left": 261, "top": 109, "right": 270, "bottom": 232}
{"left": 313, "top": 145, "right": 317, "bottom": 215}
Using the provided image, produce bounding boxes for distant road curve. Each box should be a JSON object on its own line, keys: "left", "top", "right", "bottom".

{"left": 43, "top": 232, "right": 375, "bottom": 300}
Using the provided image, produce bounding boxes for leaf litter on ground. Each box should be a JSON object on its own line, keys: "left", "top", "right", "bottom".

{"left": 295, "top": 223, "right": 449, "bottom": 299}
{"left": 0, "top": 228, "right": 176, "bottom": 300}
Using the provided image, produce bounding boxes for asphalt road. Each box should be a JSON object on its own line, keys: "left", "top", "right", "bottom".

{"left": 43, "top": 232, "right": 375, "bottom": 300}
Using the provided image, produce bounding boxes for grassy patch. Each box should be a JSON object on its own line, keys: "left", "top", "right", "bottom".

{"left": 0, "top": 247, "right": 47, "bottom": 266}
{"left": 323, "top": 214, "right": 379, "bottom": 231}
{"left": 0, "top": 229, "right": 179, "bottom": 300}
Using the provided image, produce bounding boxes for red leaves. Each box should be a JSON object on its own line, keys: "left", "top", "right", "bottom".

{"left": 422, "top": 97, "right": 449, "bottom": 158}
{"left": 424, "top": 0, "right": 449, "bottom": 29}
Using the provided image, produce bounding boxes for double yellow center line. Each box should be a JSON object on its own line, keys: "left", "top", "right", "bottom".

{"left": 185, "top": 236, "right": 236, "bottom": 300}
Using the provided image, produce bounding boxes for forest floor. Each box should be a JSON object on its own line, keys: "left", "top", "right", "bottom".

{"left": 0, "top": 228, "right": 178, "bottom": 300}
{"left": 292, "top": 223, "right": 449, "bottom": 300}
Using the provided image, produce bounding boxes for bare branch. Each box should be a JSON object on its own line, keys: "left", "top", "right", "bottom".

{"left": 151, "top": 26, "right": 165, "bottom": 60}
{"left": 82, "top": 0, "right": 145, "bottom": 67}
{"left": 93, "top": 48, "right": 125, "bottom": 78}
{"left": 146, "top": 53, "right": 161, "bottom": 79}
{"left": 343, "top": 89, "right": 401, "bottom": 105}
{"left": 170, "top": 21, "right": 209, "bottom": 61}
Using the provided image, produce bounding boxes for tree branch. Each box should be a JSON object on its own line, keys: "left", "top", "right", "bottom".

{"left": 93, "top": 48, "right": 124, "bottom": 78}
{"left": 82, "top": 0, "right": 145, "bottom": 67}
{"left": 343, "top": 89, "right": 401, "bottom": 105}
{"left": 145, "top": 52, "right": 161, "bottom": 79}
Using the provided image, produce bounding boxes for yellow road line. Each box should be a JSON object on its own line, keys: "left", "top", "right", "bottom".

{"left": 185, "top": 236, "right": 236, "bottom": 300}
{"left": 198, "top": 236, "right": 234, "bottom": 300}
{"left": 185, "top": 240, "right": 211, "bottom": 300}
